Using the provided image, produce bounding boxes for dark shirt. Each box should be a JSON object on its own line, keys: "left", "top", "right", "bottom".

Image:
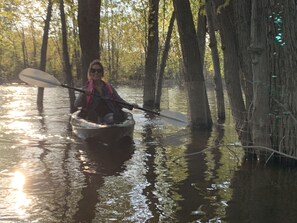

{"left": 74, "top": 82, "right": 131, "bottom": 123}
{"left": 91, "top": 89, "right": 112, "bottom": 118}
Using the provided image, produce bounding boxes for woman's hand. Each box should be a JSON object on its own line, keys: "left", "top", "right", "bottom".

{"left": 131, "top": 103, "right": 139, "bottom": 109}
{"left": 127, "top": 103, "right": 139, "bottom": 110}
{"left": 85, "top": 90, "right": 92, "bottom": 95}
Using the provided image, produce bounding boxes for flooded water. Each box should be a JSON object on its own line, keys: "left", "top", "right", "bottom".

{"left": 1, "top": 84, "right": 297, "bottom": 223}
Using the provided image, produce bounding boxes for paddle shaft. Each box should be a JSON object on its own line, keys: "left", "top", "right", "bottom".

{"left": 61, "top": 84, "right": 160, "bottom": 115}
{"left": 19, "top": 68, "right": 187, "bottom": 125}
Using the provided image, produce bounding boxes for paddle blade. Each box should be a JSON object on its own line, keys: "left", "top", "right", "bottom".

{"left": 19, "top": 68, "right": 61, "bottom": 87}
{"left": 159, "top": 110, "right": 188, "bottom": 127}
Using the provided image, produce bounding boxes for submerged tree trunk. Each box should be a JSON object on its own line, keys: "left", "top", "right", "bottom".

{"left": 59, "top": 0, "right": 76, "bottom": 112}
{"left": 155, "top": 11, "right": 175, "bottom": 108}
{"left": 37, "top": 0, "right": 53, "bottom": 109}
{"left": 173, "top": 0, "right": 212, "bottom": 130}
{"left": 143, "top": 0, "right": 159, "bottom": 108}
{"left": 78, "top": 0, "right": 100, "bottom": 84}
{"left": 205, "top": 0, "right": 225, "bottom": 121}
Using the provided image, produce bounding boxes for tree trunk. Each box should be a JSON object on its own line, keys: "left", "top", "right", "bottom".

{"left": 250, "top": 0, "right": 271, "bottom": 152}
{"left": 107, "top": 19, "right": 112, "bottom": 79}
{"left": 37, "top": 0, "right": 53, "bottom": 109}
{"left": 73, "top": 23, "right": 81, "bottom": 80}
{"left": 20, "top": 28, "right": 28, "bottom": 68}
{"left": 196, "top": 4, "right": 206, "bottom": 67}
{"left": 216, "top": 1, "right": 249, "bottom": 144}
{"left": 143, "top": 0, "right": 159, "bottom": 108}
{"left": 30, "top": 22, "right": 38, "bottom": 68}
{"left": 173, "top": 0, "right": 212, "bottom": 130}
{"left": 111, "top": 39, "right": 115, "bottom": 80}
{"left": 106, "top": 2, "right": 113, "bottom": 80}
{"left": 268, "top": 1, "right": 297, "bottom": 158}
{"left": 233, "top": 0, "right": 253, "bottom": 111}
{"left": 59, "top": 0, "right": 76, "bottom": 112}
{"left": 155, "top": 11, "right": 175, "bottom": 108}
{"left": 205, "top": 0, "right": 225, "bottom": 121}
{"left": 78, "top": 0, "right": 100, "bottom": 84}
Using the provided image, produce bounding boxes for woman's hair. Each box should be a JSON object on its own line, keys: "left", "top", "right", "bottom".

{"left": 87, "top": 59, "right": 104, "bottom": 79}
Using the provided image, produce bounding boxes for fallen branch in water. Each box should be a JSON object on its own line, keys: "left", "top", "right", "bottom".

{"left": 239, "top": 145, "right": 297, "bottom": 161}
{"left": 173, "top": 143, "right": 297, "bottom": 164}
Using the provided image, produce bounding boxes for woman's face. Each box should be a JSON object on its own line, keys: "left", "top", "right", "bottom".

{"left": 89, "top": 64, "right": 103, "bottom": 81}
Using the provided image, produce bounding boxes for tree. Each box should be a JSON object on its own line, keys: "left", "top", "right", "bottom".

{"left": 37, "top": 0, "right": 53, "bottom": 109}
{"left": 59, "top": 0, "right": 76, "bottom": 112}
{"left": 252, "top": 0, "right": 297, "bottom": 158}
{"left": 229, "top": 0, "right": 254, "bottom": 156}
{"left": 173, "top": 0, "right": 212, "bottom": 129}
{"left": 215, "top": 0, "right": 297, "bottom": 160}
{"left": 78, "top": 0, "right": 101, "bottom": 84}
{"left": 196, "top": 2, "right": 207, "bottom": 68}
{"left": 155, "top": 11, "right": 175, "bottom": 108}
{"left": 205, "top": 0, "right": 225, "bottom": 121}
{"left": 215, "top": 1, "right": 249, "bottom": 144}
{"left": 249, "top": 0, "right": 271, "bottom": 152}
{"left": 233, "top": 0, "right": 253, "bottom": 112}
{"left": 143, "top": 0, "right": 159, "bottom": 108}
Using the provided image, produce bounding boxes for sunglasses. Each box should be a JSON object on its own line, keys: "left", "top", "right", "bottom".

{"left": 91, "top": 68, "right": 103, "bottom": 73}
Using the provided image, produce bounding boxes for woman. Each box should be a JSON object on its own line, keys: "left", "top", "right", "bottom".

{"left": 74, "top": 59, "right": 137, "bottom": 124}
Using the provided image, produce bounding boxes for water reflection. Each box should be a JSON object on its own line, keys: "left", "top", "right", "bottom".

{"left": 142, "top": 123, "right": 162, "bottom": 222}
{"left": 9, "top": 171, "right": 31, "bottom": 218}
{"left": 73, "top": 140, "right": 134, "bottom": 222}
{"left": 3, "top": 84, "right": 297, "bottom": 222}
{"left": 175, "top": 130, "right": 211, "bottom": 222}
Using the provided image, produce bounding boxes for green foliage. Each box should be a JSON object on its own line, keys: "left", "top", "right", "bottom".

{"left": 0, "top": 0, "right": 216, "bottom": 83}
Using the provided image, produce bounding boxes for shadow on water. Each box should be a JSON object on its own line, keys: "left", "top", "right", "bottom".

{"left": 226, "top": 160, "right": 297, "bottom": 223}
{"left": 72, "top": 139, "right": 135, "bottom": 222}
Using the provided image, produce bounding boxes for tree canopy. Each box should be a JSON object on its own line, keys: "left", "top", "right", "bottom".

{"left": 1, "top": 0, "right": 214, "bottom": 83}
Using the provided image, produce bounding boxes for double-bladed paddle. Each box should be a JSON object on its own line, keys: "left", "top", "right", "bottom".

{"left": 19, "top": 68, "right": 188, "bottom": 127}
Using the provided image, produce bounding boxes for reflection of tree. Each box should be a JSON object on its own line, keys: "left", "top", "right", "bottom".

{"left": 204, "top": 124, "right": 229, "bottom": 219}
{"left": 141, "top": 122, "right": 188, "bottom": 221}
{"left": 176, "top": 130, "right": 210, "bottom": 222}
{"left": 141, "top": 125, "right": 219, "bottom": 221}
{"left": 142, "top": 123, "right": 160, "bottom": 221}
{"left": 177, "top": 124, "right": 243, "bottom": 222}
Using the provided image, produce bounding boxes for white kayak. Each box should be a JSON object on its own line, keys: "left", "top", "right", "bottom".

{"left": 70, "top": 110, "right": 135, "bottom": 144}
